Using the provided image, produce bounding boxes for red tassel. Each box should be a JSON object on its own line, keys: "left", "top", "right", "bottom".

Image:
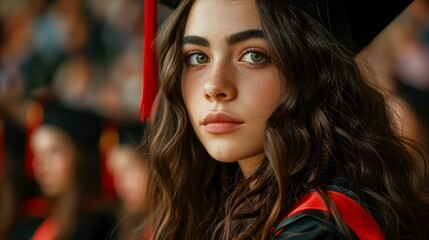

{"left": 99, "top": 122, "right": 119, "bottom": 198}
{"left": 139, "top": 0, "right": 158, "bottom": 121}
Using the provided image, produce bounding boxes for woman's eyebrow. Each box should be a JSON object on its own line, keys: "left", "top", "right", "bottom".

{"left": 226, "top": 29, "right": 265, "bottom": 45}
{"left": 181, "top": 36, "right": 209, "bottom": 47}
{"left": 181, "top": 29, "right": 265, "bottom": 47}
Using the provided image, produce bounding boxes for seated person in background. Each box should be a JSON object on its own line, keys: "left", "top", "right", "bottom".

{"left": 9, "top": 102, "right": 116, "bottom": 240}
{"left": 107, "top": 123, "right": 148, "bottom": 240}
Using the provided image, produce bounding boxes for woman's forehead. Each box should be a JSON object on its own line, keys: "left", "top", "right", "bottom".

{"left": 32, "top": 126, "right": 71, "bottom": 146}
{"left": 184, "top": 0, "right": 261, "bottom": 37}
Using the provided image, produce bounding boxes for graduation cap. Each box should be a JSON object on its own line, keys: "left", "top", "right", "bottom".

{"left": 118, "top": 122, "right": 145, "bottom": 147}
{"left": 139, "top": 0, "right": 412, "bottom": 120}
{"left": 289, "top": 0, "right": 412, "bottom": 52}
{"left": 40, "top": 102, "right": 102, "bottom": 155}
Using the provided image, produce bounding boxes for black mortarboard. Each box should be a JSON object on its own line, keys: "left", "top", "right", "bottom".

{"left": 41, "top": 103, "right": 102, "bottom": 154}
{"left": 118, "top": 122, "right": 145, "bottom": 146}
{"left": 157, "top": 0, "right": 412, "bottom": 52}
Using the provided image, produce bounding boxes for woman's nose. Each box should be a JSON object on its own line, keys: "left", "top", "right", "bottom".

{"left": 203, "top": 63, "right": 237, "bottom": 102}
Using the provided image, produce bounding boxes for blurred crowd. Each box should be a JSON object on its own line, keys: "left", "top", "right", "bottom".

{"left": 0, "top": 0, "right": 428, "bottom": 239}
{"left": 0, "top": 0, "right": 172, "bottom": 239}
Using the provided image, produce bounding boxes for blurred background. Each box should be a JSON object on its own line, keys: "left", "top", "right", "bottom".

{"left": 0, "top": 0, "right": 428, "bottom": 239}
{"left": 0, "top": 0, "right": 172, "bottom": 239}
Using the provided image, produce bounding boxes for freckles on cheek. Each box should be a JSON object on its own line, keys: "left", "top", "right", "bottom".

{"left": 182, "top": 73, "right": 203, "bottom": 106}
{"left": 250, "top": 89, "right": 282, "bottom": 118}
{"left": 181, "top": 82, "right": 192, "bottom": 110}
{"left": 181, "top": 80, "right": 198, "bottom": 125}
{"left": 181, "top": 70, "right": 193, "bottom": 96}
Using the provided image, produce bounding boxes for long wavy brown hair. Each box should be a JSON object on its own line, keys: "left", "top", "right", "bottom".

{"left": 142, "top": 0, "right": 429, "bottom": 239}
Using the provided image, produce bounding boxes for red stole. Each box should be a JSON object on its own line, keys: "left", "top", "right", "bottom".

{"left": 31, "top": 218, "right": 58, "bottom": 240}
{"left": 273, "top": 190, "right": 384, "bottom": 239}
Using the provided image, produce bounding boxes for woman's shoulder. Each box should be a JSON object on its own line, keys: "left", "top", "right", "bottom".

{"left": 271, "top": 210, "right": 357, "bottom": 240}
{"left": 7, "top": 217, "right": 44, "bottom": 240}
{"left": 271, "top": 186, "right": 383, "bottom": 240}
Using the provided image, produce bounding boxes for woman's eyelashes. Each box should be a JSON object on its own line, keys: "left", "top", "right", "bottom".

{"left": 185, "top": 51, "right": 209, "bottom": 66}
{"left": 183, "top": 48, "right": 270, "bottom": 66}
{"left": 239, "top": 48, "right": 270, "bottom": 65}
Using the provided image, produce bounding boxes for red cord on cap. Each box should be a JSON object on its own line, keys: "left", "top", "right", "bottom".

{"left": 139, "top": 0, "right": 158, "bottom": 121}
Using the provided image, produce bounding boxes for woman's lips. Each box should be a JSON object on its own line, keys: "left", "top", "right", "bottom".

{"left": 201, "top": 112, "right": 244, "bottom": 134}
{"left": 203, "top": 122, "right": 243, "bottom": 133}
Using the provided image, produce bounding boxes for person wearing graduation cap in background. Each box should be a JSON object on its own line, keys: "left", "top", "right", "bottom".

{"left": 106, "top": 123, "right": 149, "bottom": 240}
{"left": 8, "top": 102, "right": 116, "bottom": 240}
{"left": 137, "top": 0, "right": 429, "bottom": 239}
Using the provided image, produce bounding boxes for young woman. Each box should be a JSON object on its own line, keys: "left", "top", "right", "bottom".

{"left": 142, "top": 0, "right": 429, "bottom": 239}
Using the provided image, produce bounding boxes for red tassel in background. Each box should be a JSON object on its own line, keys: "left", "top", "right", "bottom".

{"left": 24, "top": 101, "right": 44, "bottom": 178}
{"left": 139, "top": 0, "right": 158, "bottom": 121}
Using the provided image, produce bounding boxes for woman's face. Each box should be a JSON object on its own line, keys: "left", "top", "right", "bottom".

{"left": 181, "top": 0, "right": 284, "bottom": 176}
{"left": 31, "top": 126, "right": 76, "bottom": 197}
{"left": 107, "top": 146, "right": 148, "bottom": 213}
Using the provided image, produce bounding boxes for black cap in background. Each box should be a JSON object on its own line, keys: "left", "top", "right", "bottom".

{"left": 42, "top": 103, "right": 102, "bottom": 155}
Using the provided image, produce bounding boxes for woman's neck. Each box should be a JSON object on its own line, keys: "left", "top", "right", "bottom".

{"left": 237, "top": 153, "right": 265, "bottom": 179}
{"left": 49, "top": 186, "right": 79, "bottom": 218}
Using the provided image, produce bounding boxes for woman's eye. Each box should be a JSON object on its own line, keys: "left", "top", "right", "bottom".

{"left": 186, "top": 53, "right": 209, "bottom": 66}
{"left": 240, "top": 51, "right": 269, "bottom": 64}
